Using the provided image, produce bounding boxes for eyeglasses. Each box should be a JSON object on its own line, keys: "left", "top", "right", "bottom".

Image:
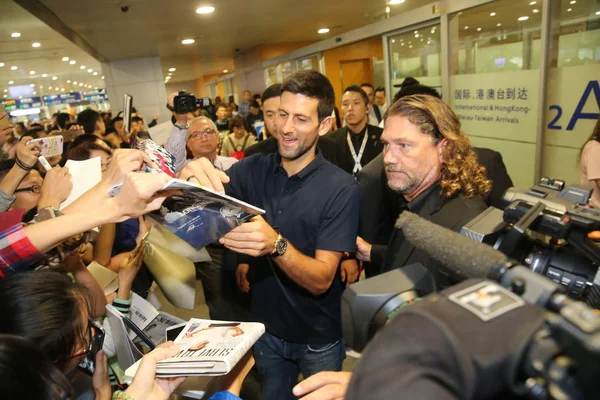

{"left": 189, "top": 129, "right": 217, "bottom": 140}
{"left": 66, "top": 319, "right": 104, "bottom": 361}
{"left": 14, "top": 184, "right": 41, "bottom": 194}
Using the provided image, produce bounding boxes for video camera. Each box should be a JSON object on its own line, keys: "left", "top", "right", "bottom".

{"left": 461, "top": 178, "right": 600, "bottom": 308}
{"left": 170, "top": 91, "right": 211, "bottom": 114}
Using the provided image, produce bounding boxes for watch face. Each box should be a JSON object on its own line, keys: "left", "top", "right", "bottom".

{"left": 276, "top": 238, "right": 288, "bottom": 256}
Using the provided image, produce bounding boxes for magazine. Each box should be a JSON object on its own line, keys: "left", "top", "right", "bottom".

{"left": 125, "top": 318, "right": 265, "bottom": 378}
{"left": 136, "top": 138, "right": 177, "bottom": 177}
{"left": 150, "top": 179, "right": 265, "bottom": 250}
{"left": 128, "top": 293, "right": 185, "bottom": 345}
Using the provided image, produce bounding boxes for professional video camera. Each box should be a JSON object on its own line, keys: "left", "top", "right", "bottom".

{"left": 461, "top": 178, "right": 600, "bottom": 308}
{"left": 170, "top": 90, "right": 211, "bottom": 114}
{"left": 342, "top": 212, "right": 600, "bottom": 399}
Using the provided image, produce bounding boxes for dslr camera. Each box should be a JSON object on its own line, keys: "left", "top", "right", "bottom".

{"left": 171, "top": 91, "right": 210, "bottom": 114}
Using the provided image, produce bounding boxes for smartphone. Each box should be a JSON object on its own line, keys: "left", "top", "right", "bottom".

{"left": 77, "top": 320, "right": 105, "bottom": 376}
{"left": 123, "top": 94, "right": 133, "bottom": 134}
{"left": 201, "top": 97, "right": 210, "bottom": 107}
{"left": 28, "top": 136, "right": 64, "bottom": 157}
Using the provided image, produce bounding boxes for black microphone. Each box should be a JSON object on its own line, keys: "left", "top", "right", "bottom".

{"left": 395, "top": 211, "right": 562, "bottom": 307}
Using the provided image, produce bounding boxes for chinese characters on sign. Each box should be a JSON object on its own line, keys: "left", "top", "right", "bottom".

{"left": 455, "top": 87, "right": 528, "bottom": 101}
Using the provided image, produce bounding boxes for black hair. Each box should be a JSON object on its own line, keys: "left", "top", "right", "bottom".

{"left": 250, "top": 100, "right": 260, "bottom": 109}
{"left": 216, "top": 103, "right": 228, "bottom": 111}
{"left": 400, "top": 77, "right": 420, "bottom": 89}
{"left": 360, "top": 83, "right": 374, "bottom": 90}
{"left": 131, "top": 116, "right": 143, "bottom": 124}
{"left": 76, "top": 109, "right": 102, "bottom": 134}
{"left": 24, "top": 127, "right": 45, "bottom": 139}
{"left": 281, "top": 70, "right": 335, "bottom": 122}
{"left": 69, "top": 141, "right": 112, "bottom": 161}
{"left": 230, "top": 114, "right": 248, "bottom": 131}
{"left": 15, "top": 122, "right": 26, "bottom": 130}
{"left": 0, "top": 271, "right": 93, "bottom": 371}
{"left": 375, "top": 86, "right": 385, "bottom": 94}
{"left": 0, "top": 335, "right": 72, "bottom": 400}
{"left": 343, "top": 85, "right": 369, "bottom": 105}
{"left": 253, "top": 94, "right": 261, "bottom": 100}
{"left": 56, "top": 113, "right": 71, "bottom": 130}
{"left": 52, "top": 112, "right": 59, "bottom": 118}
{"left": 64, "top": 122, "right": 79, "bottom": 130}
{"left": 262, "top": 83, "right": 282, "bottom": 104}
{"left": 112, "top": 116, "right": 123, "bottom": 125}
{"left": 392, "top": 84, "right": 441, "bottom": 105}
{"left": 29, "top": 123, "right": 44, "bottom": 130}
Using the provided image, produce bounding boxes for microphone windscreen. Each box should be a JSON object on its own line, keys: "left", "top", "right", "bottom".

{"left": 395, "top": 211, "right": 507, "bottom": 280}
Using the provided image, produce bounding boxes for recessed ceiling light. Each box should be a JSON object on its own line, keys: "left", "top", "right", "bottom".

{"left": 11, "top": 66, "right": 17, "bottom": 70}
{"left": 67, "top": 80, "right": 71, "bottom": 83}
{"left": 570, "top": 0, "right": 576, "bottom": 3}
{"left": 168, "top": 72, "right": 172, "bottom": 76}
{"left": 401, "top": 43, "right": 404, "bottom": 46}
{"left": 29, "top": 84, "right": 35, "bottom": 87}
{"left": 32, "top": 42, "right": 41, "bottom": 48}
{"left": 196, "top": 6, "right": 215, "bottom": 14}
{"left": 490, "top": 12, "right": 496, "bottom": 16}
{"left": 11, "top": 32, "right": 21, "bottom": 38}
{"left": 79, "top": 83, "right": 83, "bottom": 86}
{"left": 69, "top": 60, "right": 76, "bottom": 65}
{"left": 52, "top": 76, "right": 57, "bottom": 80}
{"left": 317, "top": 28, "right": 330, "bottom": 34}
{"left": 477, "top": 27, "right": 482, "bottom": 31}
{"left": 61, "top": 88, "right": 65, "bottom": 92}
{"left": 518, "top": 16, "right": 529, "bottom": 21}
{"left": 80, "top": 66, "right": 85, "bottom": 70}
{"left": 29, "top": 71, "right": 35, "bottom": 75}
{"left": 2, "top": 90, "right": 6, "bottom": 93}
{"left": 93, "top": 72, "right": 98, "bottom": 76}
{"left": 409, "top": 45, "right": 413, "bottom": 48}
{"left": 464, "top": 26, "right": 469, "bottom": 29}
{"left": 33, "top": 91, "right": 36, "bottom": 95}
{"left": 529, "top": 1, "right": 536, "bottom": 4}
{"left": 497, "top": 23, "right": 502, "bottom": 26}
{"left": 73, "top": 81, "right": 78, "bottom": 84}
{"left": 389, "top": 0, "right": 405, "bottom": 4}
{"left": 567, "top": 8, "right": 572, "bottom": 12}
{"left": 414, "top": 30, "right": 418, "bottom": 34}
{"left": 168, "top": 67, "right": 176, "bottom": 72}
{"left": 392, "top": 39, "right": 396, "bottom": 43}
{"left": 48, "top": 87, "right": 52, "bottom": 90}
{"left": 415, "top": 33, "right": 419, "bottom": 38}
{"left": 41, "top": 74, "right": 47, "bottom": 78}
{"left": 181, "top": 38, "right": 195, "bottom": 44}
{"left": 8, "top": 81, "right": 14, "bottom": 85}
{"left": 39, "top": 85, "right": 43, "bottom": 88}
{"left": 87, "top": 69, "right": 92, "bottom": 73}
{"left": 62, "top": 57, "right": 69, "bottom": 61}
{"left": 596, "top": 11, "right": 600, "bottom": 15}
{"left": 0, "top": 63, "right": 3, "bottom": 67}
{"left": 385, "top": 6, "right": 390, "bottom": 13}
{"left": 532, "top": 9, "right": 539, "bottom": 13}
{"left": 223, "top": 69, "right": 229, "bottom": 73}
{"left": 101, "top": 76, "right": 104, "bottom": 80}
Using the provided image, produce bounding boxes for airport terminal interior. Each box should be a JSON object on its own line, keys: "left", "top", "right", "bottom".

{"left": 0, "top": 0, "right": 599, "bottom": 399}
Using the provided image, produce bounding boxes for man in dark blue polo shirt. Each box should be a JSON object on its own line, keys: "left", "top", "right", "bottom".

{"left": 180, "top": 70, "right": 359, "bottom": 400}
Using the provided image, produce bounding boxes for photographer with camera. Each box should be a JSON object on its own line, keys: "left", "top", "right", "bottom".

{"left": 355, "top": 94, "right": 489, "bottom": 288}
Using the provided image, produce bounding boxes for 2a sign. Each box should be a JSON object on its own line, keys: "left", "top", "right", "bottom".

{"left": 548, "top": 80, "right": 600, "bottom": 131}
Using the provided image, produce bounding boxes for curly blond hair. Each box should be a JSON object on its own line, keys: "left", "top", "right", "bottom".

{"left": 386, "top": 95, "right": 491, "bottom": 199}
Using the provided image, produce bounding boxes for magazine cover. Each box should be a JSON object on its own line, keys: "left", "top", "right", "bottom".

{"left": 150, "top": 179, "right": 265, "bottom": 250}
{"left": 155, "top": 318, "right": 265, "bottom": 376}
{"left": 136, "top": 138, "right": 177, "bottom": 177}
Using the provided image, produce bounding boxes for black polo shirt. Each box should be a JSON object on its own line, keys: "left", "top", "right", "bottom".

{"left": 225, "top": 151, "right": 359, "bottom": 344}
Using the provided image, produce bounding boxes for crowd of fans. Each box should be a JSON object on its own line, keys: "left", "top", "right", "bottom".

{"left": 0, "top": 67, "right": 598, "bottom": 400}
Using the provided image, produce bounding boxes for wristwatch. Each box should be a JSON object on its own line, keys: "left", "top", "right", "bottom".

{"left": 271, "top": 233, "right": 288, "bottom": 257}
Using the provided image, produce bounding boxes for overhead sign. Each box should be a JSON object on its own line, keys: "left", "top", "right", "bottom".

{"left": 43, "top": 92, "right": 82, "bottom": 106}
{"left": 4, "top": 97, "right": 43, "bottom": 111}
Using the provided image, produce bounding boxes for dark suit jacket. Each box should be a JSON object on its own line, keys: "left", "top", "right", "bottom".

{"left": 324, "top": 125, "right": 383, "bottom": 175}
{"left": 371, "top": 190, "right": 487, "bottom": 288}
{"left": 357, "top": 147, "right": 512, "bottom": 278}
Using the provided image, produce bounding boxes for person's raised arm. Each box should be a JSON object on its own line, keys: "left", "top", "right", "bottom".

{"left": 0, "top": 136, "right": 40, "bottom": 209}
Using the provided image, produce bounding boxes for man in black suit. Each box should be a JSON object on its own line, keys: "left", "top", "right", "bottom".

{"left": 325, "top": 85, "right": 383, "bottom": 176}
{"left": 355, "top": 95, "right": 490, "bottom": 289}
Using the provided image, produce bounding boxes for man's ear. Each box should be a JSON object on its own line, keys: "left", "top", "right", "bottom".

{"left": 318, "top": 116, "right": 333, "bottom": 137}
{"left": 437, "top": 138, "right": 447, "bottom": 164}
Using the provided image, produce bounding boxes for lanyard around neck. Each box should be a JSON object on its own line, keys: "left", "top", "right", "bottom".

{"left": 346, "top": 127, "right": 369, "bottom": 175}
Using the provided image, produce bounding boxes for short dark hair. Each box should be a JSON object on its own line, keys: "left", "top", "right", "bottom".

{"left": 56, "top": 113, "right": 71, "bottom": 130}
{"left": 262, "top": 83, "right": 282, "bottom": 104}
{"left": 68, "top": 141, "right": 112, "bottom": 161}
{"left": 0, "top": 271, "right": 93, "bottom": 371}
{"left": 0, "top": 335, "right": 73, "bottom": 399}
{"left": 76, "top": 109, "right": 102, "bottom": 134}
{"left": 69, "top": 133, "right": 114, "bottom": 151}
{"left": 360, "top": 83, "right": 374, "bottom": 90}
{"left": 216, "top": 103, "right": 228, "bottom": 111}
{"left": 24, "top": 127, "right": 45, "bottom": 139}
{"left": 375, "top": 86, "right": 385, "bottom": 94}
{"left": 281, "top": 70, "right": 335, "bottom": 122}
{"left": 253, "top": 94, "right": 261, "bottom": 101}
{"left": 342, "top": 85, "right": 369, "bottom": 105}
{"left": 112, "top": 116, "right": 123, "bottom": 124}
{"left": 131, "top": 116, "right": 143, "bottom": 124}
{"left": 230, "top": 114, "right": 248, "bottom": 131}
{"left": 250, "top": 101, "right": 260, "bottom": 109}
{"left": 392, "top": 84, "right": 441, "bottom": 105}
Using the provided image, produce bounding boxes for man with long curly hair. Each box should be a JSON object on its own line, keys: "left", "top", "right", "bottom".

{"left": 355, "top": 94, "right": 490, "bottom": 289}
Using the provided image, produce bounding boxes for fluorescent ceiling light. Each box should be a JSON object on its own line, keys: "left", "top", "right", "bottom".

{"left": 490, "top": 12, "right": 496, "bottom": 16}
{"left": 11, "top": 32, "right": 21, "bottom": 38}
{"left": 223, "top": 69, "right": 229, "bottom": 73}
{"left": 69, "top": 60, "right": 76, "bottom": 65}
{"left": 87, "top": 69, "right": 93, "bottom": 73}
{"left": 62, "top": 57, "right": 69, "bottom": 61}
{"left": 181, "top": 38, "right": 195, "bottom": 44}
{"left": 42, "top": 74, "right": 47, "bottom": 77}
{"left": 80, "top": 66, "right": 85, "bottom": 69}
{"left": 29, "top": 71, "right": 35, "bottom": 75}
{"left": 518, "top": 16, "right": 529, "bottom": 21}
{"left": 317, "top": 28, "right": 329, "bottom": 34}
{"left": 30, "top": 84, "right": 35, "bottom": 87}
{"left": 532, "top": 9, "right": 539, "bottom": 13}
{"left": 389, "top": 0, "right": 405, "bottom": 4}
{"left": 168, "top": 68, "right": 176, "bottom": 72}
{"left": 93, "top": 72, "right": 98, "bottom": 76}
{"left": 8, "top": 80, "right": 14, "bottom": 84}
{"left": 52, "top": 76, "right": 57, "bottom": 80}
{"left": 32, "top": 42, "right": 41, "bottom": 48}
{"left": 11, "top": 66, "right": 17, "bottom": 70}
{"left": 10, "top": 108, "right": 41, "bottom": 117}
{"left": 196, "top": 6, "right": 215, "bottom": 14}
